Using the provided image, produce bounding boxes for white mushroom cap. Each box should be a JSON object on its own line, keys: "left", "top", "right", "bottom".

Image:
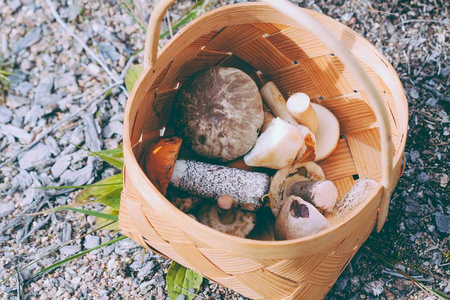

{"left": 270, "top": 161, "right": 326, "bottom": 217}
{"left": 197, "top": 203, "right": 256, "bottom": 238}
{"left": 311, "top": 103, "right": 340, "bottom": 162}
{"left": 275, "top": 196, "right": 330, "bottom": 240}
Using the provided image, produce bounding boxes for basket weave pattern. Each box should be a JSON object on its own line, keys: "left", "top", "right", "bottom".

{"left": 120, "top": 3, "right": 407, "bottom": 299}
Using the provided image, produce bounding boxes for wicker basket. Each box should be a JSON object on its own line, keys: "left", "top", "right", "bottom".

{"left": 119, "top": 0, "right": 408, "bottom": 299}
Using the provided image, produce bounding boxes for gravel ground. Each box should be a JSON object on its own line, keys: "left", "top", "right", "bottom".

{"left": 0, "top": 0, "right": 449, "bottom": 299}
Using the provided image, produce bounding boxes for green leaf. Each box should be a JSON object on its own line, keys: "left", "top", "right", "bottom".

{"left": 94, "top": 187, "right": 122, "bottom": 210}
{"left": 54, "top": 207, "right": 119, "bottom": 222}
{"left": 75, "top": 173, "right": 123, "bottom": 204}
{"left": 62, "top": 140, "right": 124, "bottom": 170}
{"left": 167, "top": 262, "right": 203, "bottom": 300}
{"left": 33, "top": 236, "right": 126, "bottom": 278}
{"left": 96, "top": 208, "right": 120, "bottom": 230}
{"left": 125, "top": 64, "right": 144, "bottom": 93}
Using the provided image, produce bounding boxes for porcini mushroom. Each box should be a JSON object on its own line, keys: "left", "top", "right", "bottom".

{"left": 326, "top": 178, "right": 379, "bottom": 224}
{"left": 286, "top": 93, "right": 318, "bottom": 135}
{"left": 311, "top": 103, "right": 340, "bottom": 162}
{"left": 260, "top": 81, "right": 298, "bottom": 126}
{"left": 172, "top": 67, "right": 264, "bottom": 162}
{"left": 275, "top": 196, "right": 330, "bottom": 240}
{"left": 296, "top": 125, "right": 316, "bottom": 162}
{"left": 243, "top": 117, "right": 304, "bottom": 169}
{"left": 285, "top": 180, "right": 338, "bottom": 212}
{"left": 170, "top": 159, "right": 270, "bottom": 211}
{"left": 269, "top": 161, "right": 326, "bottom": 217}
{"left": 198, "top": 196, "right": 256, "bottom": 238}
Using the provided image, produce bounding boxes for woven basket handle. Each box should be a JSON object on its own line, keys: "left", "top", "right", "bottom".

{"left": 144, "top": 0, "right": 394, "bottom": 232}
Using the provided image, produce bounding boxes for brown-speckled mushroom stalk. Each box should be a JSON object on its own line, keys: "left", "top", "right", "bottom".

{"left": 275, "top": 196, "right": 330, "bottom": 240}
{"left": 285, "top": 180, "right": 338, "bottom": 212}
{"left": 217, "top": 195, "right": 236, "bottom": 224}
{"left": 170, "top": 160, "right": 270, "bottom": 211}
{"left": 173, "top": 67, "right": 264, "bottom": 162}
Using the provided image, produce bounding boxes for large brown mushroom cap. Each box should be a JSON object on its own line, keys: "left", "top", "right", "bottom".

{"left": 173, "top": 67, "right": 264, "bottom": 162}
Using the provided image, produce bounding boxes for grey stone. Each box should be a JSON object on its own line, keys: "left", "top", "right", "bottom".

{"left": 60, "top": 163, "right": 93, "bottom": 186}
{"left": 18, "top": 143, "right": 52, "bottom": 170}
{"left": 114, "top": 238, "right": 138, "bottom": 256}
{"left": 15, "top": 81, "right": 34, "bottom": 95}
{"left": 60, "top": 245, "right": 81, "bottom": 255}
{"left": 12, "top": 26, "right": 42, "bottom": 53}
{"left": 56, "top": 73, "right": 77, "bottom": 89}
{"left": 363, "top": 280, "right": 384, "bottom": 296}
{"left": 7, "top": 95, "right": 30, "bottom": 108}
{"left": 45, "top": 136, "right": 61, "bottom": 156}
{"left": 0, "top": 202, "right": 15, "bottom": 218}
{"left": 139, "top": 280, "right": 155, "bottom": 295}
{"left": 0, "top": 124, "right": 32, "bottom": 143}
{"left": 426, "top": 98, "right": 438, "bottom": 106}
{"left": 98, "top": 42, "right": 121, "bottom": 61}
{"left": 102, "top": 121, "right": 123, "bottom": 138}
{"left": 417, "top": 172, "right": 429, "bottom": 183}
{"left": 35, "top": 93, "right": 64, "bottom": 106}
{"left": 9, "top": 170, "right": 33, "bottom": 194}
{"left": 176, "top": 295, "right": 186, "bottom": 300}
{"left": 0, "top": 106, "right": 13, "bottom": 123}
{"left": 409, "top": 150, "right": 420, "bottom": 162}
{"left": 154, "top": 273, "right": 165, "bottom": 287}
{"left": 137, "top": 261, "right": 155, "bottom": 278}
{"left": 335, "top": 275, "right": 349, "bottom": 291}
{"left": 82, "top": 114, "right": 101, "bottom": 151}
{"left": 24, "top": 105, "right": 42, "bottom": 126}
{"left": 403, "top": 198, "right": 423, "bottom": 215}
{"left": 435, "top": 213, "right": 450, "bottom": 234}
{"left": 51, "top": 156, "right": 71, "bottom": 178}
{"left": 84, "top": 234, "right": 100, "bottom": 249}
{"left": 67, "top": 3, "right": 80, "bottom": 21}
{"left": 34, "top": 75, "right": 54, "bottom": 98}
{"left": 409, "top": 87, "right": 420, "bottom": 99}
{"left": 8, "top": 0, "right": 22, "bottom": 12}
{"left": 444, "top": 284, "right": 450, "bottom": 294}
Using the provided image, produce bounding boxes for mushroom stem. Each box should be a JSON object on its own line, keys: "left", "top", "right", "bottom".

{"left": 286, "top": 180, "right": 338, "bottom": 212}
{"left": 286, "top": 93, "right": 318, "bottom": 135}
{"left": 217, "top": 195, "right": 236, "bottom": 224}
{"left": 260, "top": 82, "right": 299, "bottom": 126}
{"left": 261, "top": 110, "right": 275, "bottom": 133}
{"left": 170, "top": 160, "right": 270, "bottom": 211}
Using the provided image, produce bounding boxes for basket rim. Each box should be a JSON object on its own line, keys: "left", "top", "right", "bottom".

{"left": 122, "top": 3, "right": 407, "bottom": 256}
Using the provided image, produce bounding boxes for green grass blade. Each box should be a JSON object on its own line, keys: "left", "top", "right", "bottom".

{"left": 32, "top": 236, "right": 127, "bottom": 278}
{"left": 0, "top": 220, "right": 117, "bottom": 284}
{"left": 54, "top": 207, "right": 118, "bottom": 221}
{"left": 62, "top": 139, "right": 124, "bottom": 169}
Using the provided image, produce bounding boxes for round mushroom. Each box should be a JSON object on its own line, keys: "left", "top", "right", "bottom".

{"left": 173, "top": 67, "right": 264, "bottom": 162}
{"left": 275, "top": 196, "right": 330, "bottom": 240}
{"left": 269, "top": 161, "right": 326, "bottom": 217}
{"left": 197, "top": 197, "right": 256, "bottom": 238}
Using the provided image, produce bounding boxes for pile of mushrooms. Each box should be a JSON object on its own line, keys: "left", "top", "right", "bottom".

{"left": 142, "top": 66, "right": 377, "bottom": 240}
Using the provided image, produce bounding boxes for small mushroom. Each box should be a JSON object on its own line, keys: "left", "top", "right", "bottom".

{"left": 311, "top": 103, "right": 340, "bottom": 162}
{"left": 285, "top": 180, "right": 338, "bottom": 212}
{"left": 260, "top": 81, "right": 298, "bottom": 126}
{"left": 166, "top": 188, "right": 203, "bottom": 213}
{"left": 326, "top": 178, "right": 379, "bottom": 224}
{"left": 286, "top": 93, "right": 318, "bottom": 135}
{"left": 269, "top": 161, "right": 326, "bottom": 217}
{"left": 170, "top": 159, "right": 270, "bottom": 211}
{"left": 296, "top": 124, "right": 316, "bottom": 162}
{"left": 198, "top": 196, "right": 256, "bottom": 238}
{"left": 243, "top": 117, "right": 304, "bottom": 169}
{"left": 173, "top": 67, "right": 264, "bottom": 162}
{"left": 275, "top": 196, "right": 330, "bottom": 240}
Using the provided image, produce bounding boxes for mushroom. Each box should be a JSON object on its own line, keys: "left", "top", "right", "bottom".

{"left": 311, "top": 103, "right": 340, "bottom": 162}
{"left": 261, "top": 110, "right": 275, "bottom": 133}
{"left": 326, "top": 178, "right": 379, "bottom": 224}
{"left": 284, "top": 180, "right": 338, "bottom": 212}
{"left": 145, "top": 138, "right": 270, "bottom": 211}
{"left": 170, "top": 159, "right": 270, "bottom": 211}
{"left": 260, "top": 81, "right": 298, "bottom": 126}
{"left": 166, "top": 188, "right": 203, "bottom": 213}
{"left": 269, "top": 161, "right": 326, "bottom": 217}
{"left": 243, "top": 117, "right": 304, "bottom": 169}
{"left": 286, "top": 93, "right": 318, "bottom": 135}
{"left": 197, "top": 195, "right": 256, "bottom": 238}
{"left": 172, "top": 66, "right": 264, "bottom": 162}
{"left": 275, "top": 196, "right": 330, "bottom": 240}
{"left": 296, "top": 124, "right": 316, "bottom": 162}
